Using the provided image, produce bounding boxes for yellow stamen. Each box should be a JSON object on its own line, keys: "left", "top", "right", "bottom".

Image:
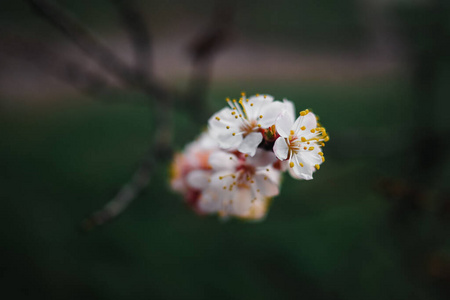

{"left": 289, "top": 162, "right": 294, "bottom": 168}
{"left": 215, "top": 117, "right": 220, "bottom": 121}
{"left": 309, "top": 147, "right": 314, "bottom": 151}
{"left": 301, "top": 137, "right": 306, "bottom": 142}
{"left": 301, "top": 126, "right": 306, "bottom": 130}
{"left": 315, "top": 164, "right": 320, "bottom": 170}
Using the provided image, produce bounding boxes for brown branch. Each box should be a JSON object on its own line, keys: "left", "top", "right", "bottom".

{"left": 109, "top": 0, "right": 152, "bottom": 82}
{"left": 26, "top": 0, "right": 170, "bottom": 101}
{"left": 0, "top": 36, "right": 117, "bottom": 97}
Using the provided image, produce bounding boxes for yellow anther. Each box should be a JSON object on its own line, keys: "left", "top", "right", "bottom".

{"left": 233, "top": 99, "right": 237, "bottom": 102}
{"left": 235, "top": 116, "right": 238, "bottom": 119}
{"left": 318, "top": 152, "right": 323, "bottom": 156}
{"left": 219, "top": 176, "right": 223, "bottom": 180}
{"left": 226, "top": 126, "right": 230, "bottom": 129}
{"left": 256, "top": 93, "right": 259, "bottom": 96}
{"left": 300, "top": 163, "right": 304, "bottom": 167}
{"left": 305, "top": 109, "right": 310, "bottom": 114}
{"left": 250, "top": 180, "right": 254, "bottom": 184}
{"left": 250, "top": 103, "right": 254, "bottom": 106}
{"left": 226, "top": 98, "right": 230, "bottom": 102}
{"left": 223, "top": 186, "right": 227, "bottom": 190}
{"left": 310, "top": 129, "right": 315, "bottom": 133}
{"left": 241, "top": 92, "right": 245, "bottom": 96}
{"left": 321, "top": 142, "right": 325, "bottom": 147}
{"left": 215, "top": 117, "right": 220, "bottom": 121}
{"left": 232, "top": 133, "right": 236, "bottom": 136}
{"left": 266, "top": 168, "right": 270, "bottom": 171}
{"left": 322, "top": 156, "right": 325, "bottom": 162}
{"left": 231, "top": 175, "right": 236, "bottom": 179}
{"left": 259, "top": 115, "right": 263, "bottom": 119}
{"left": 246, "top": 176, "right": 251, "bottom": 181}
{"left": 307, "top": 142, "right": 310, "bottom": 145}
{"left": 309, "top": 147, "right": 314, "bottom": 151}
{"left": 232, "top": 111, "right": 236, "bottom": 115}
{"left": 229, "top": 157, "right": 233, "bottom": 160}
{"left": 239, "top": 114, "right": 242, "bottom": 117}
{"left": 301, "top": 137, "right": 306, "bottom": 142}
{"left": 315, "top": 164, "right": 320, "bottom": 170}
{"left": 257, "top": 124, "right": 261, "bottom": 127}
{"left": 257, "top": 189, "right": 260, "bottom": 192}
{"left": 290, "top": 130, "right": 295, "bottom": 136}
{"left": 264, "top": 176, "right": 268, "bottom": 180}
{"left": 303, "top": 147, "right": 307, "bottom": 150}
{"left": 245, "top": 154, "right": 249, "bottom": 157}
{"left": 300, "top": 111, "right": 306, "bottom": 116}
{"left": 301, "top": 126, "right": 306, "bottom": 130}
{"left": 289, "top": 162, "right": 294, "bottom": 168}
{"left": 264, "top": 95, "right": 267, "bottom": 98}
{"left": 324, "top": 136, "right": 330, "bottom": 142}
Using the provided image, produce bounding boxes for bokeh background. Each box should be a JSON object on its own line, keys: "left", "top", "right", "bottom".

{"left": 1, "top": 0, "right": 450, "bottom": 299}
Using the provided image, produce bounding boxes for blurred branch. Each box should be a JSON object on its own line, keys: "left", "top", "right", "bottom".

{"left": 109, "top": 0, "right": 152, "bottom": 83}
{"left": 184, "top": 2, "right": 234, "bottom": 119}
{"left": 23, "top": 0, "right": 233, "bottom": 230}
{"left": 0, "top": 37, "right": 117, "bottom": 97}
{"left": 26, "top": 0, "right": 170, "bottom": 100}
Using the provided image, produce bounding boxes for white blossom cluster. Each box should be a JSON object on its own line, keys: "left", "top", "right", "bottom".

{"left": 170, "top": 93, "right": 329, "bottom": 220}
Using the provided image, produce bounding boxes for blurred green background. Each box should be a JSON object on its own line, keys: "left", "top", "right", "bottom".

{"left": 1, "top": 1, "right": 450, "bottom": 299}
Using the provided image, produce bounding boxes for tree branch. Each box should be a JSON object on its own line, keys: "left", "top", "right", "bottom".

{"left": 109, "top": 0, "right": 152, "bottom": 83}
{"left": 26, "top": 0, "right": 170, "bottom": 100}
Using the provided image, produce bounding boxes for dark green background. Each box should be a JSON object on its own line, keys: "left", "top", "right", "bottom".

{"left": 1, "top": 1, "right": 450, "bottom": 299}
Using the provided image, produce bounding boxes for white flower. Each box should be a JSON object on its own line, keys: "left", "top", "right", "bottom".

{"left": 208, "top": 94, "right": 286, "bottom": 156}
{"left": 198, "top": 149, "right": 281, "bottom": 219}
{"left": 170, "top": 132, "right": 218, "bottom": 197}
{"left": 273, "top": 109, "right": 329, "bottom": 180}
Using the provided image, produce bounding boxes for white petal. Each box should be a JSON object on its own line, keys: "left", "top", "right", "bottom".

{"left": 283, "top": 99, "right": 296, "bottom": 121}
{"left": 215, "top": 131, "right": 243, "bottom": 150}
{"left": 273, "top": 137, "right": 289, "bottom": 160}
{"left": 186, "top": 170, "right": 211, "bottom": 190}
{"left": 254, "top": 174, "right": 280, "bottom": 197}
{"left": 231, "top": 188, "right": 253, "bottom": 216}
{"left": 198, "top": 191, "right": 221, "bottom": 213}
{"left": 208, "top": 151, "right": 238, "bottom": 171}
{"left": 257, "top": 101, "right": 286, "bottom": 128}
{"left": 237, "top": 132, "right": 263, "bottom": 156}
{"left": 275, "top": 110, "right": 294, "bottom": 138}
{"left": 293, "top": 112, "right": 317, "bottom": 134}
{"left": 290, "top": 155, "right": 314, "bottom": 180}
{"left": 244, "top": 94, "right": 274, "bottom": 120}
{"left": 247, "top": 148, "right": 278, "bottom": 167}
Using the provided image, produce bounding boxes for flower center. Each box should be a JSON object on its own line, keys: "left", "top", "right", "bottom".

{"left": 240, "top": 119, "right": 258, "bottom": 136}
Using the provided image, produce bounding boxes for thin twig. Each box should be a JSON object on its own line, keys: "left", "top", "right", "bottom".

{"left": 0, "top": 36, "right": 116, "bottom": 97}
{"left": 109, "top": 0, "right": 152, "bottom": 82}
{"left": 26, "top": 0, "right": 169, "bottom": 100}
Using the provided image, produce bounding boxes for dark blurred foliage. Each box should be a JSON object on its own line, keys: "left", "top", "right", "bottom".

{"left": 1, "top": 0, "right": 450, "bottom": 300}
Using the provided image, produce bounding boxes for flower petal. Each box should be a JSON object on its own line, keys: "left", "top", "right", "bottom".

{"left": 208, "top": 151, "right": 238, "bottom": 171}
{"left": 237, "top": 132, "right": 263, "bottom": 156}
{"left": 273, "top": 137, "right": 289, "bottom": 160}
{"left": 293, "top": 111, "right": 317, "bottom": 134}
{"left": 258, "top": 101, "right": 285, "bottom": 128}
{"left": 247, "top": 148, "right": 278, "bottom": 167}
{"left": 283, "top": 99, "right": 296, "bottom": 121}
{"left": 186, "top": 170, "right": 211, "bottom": 190}
{"left": 275, "top": 110, "right": 294, "bottom": 138}
{"left": 254, "top": 174, "right": 280, "bottom": 197}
